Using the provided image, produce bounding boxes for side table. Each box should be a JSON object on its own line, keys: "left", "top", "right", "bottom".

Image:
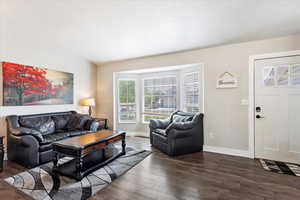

{"left": 95, "top": 118, "right": 108, "bottom": 130}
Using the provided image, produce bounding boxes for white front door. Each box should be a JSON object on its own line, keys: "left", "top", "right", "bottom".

{"left": 255, "top": 55, "right": 300, "bottom": 163}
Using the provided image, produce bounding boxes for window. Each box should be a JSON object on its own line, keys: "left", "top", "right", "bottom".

{"left": 118, "top": 79, "right": 136, "bottom": 123}
{"left": 183, "top": 72, "right": 200, "bottom": 113}
{"left": 143, "top": 76, "right": 177, "bottom": 122}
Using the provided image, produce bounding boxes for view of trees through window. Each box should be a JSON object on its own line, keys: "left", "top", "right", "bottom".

{"left": 143, "top": 77, "right": 177, "bottom": 122}
{"left": 117, "top": 70, "right": 201, "bottom": 124}
{"left": 119, "top": 80, "right": 136, "bottom": 122}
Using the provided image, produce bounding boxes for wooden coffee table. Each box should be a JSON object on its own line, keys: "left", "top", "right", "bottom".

{"left": 52, "top": 130, "right": 126, "bottom": 180}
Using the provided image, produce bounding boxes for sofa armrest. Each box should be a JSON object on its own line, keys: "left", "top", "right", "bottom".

{"left": 149, "top": 119, "right": 170, "bottom": 130}
{"left": 9, "top": 134, "right": 40, "bottom": 148}
{"left": 7, "top": 134, "right": 40, "bottom": 167}
{"left": 7, "top": 117, "right": 44, "bottom": 142}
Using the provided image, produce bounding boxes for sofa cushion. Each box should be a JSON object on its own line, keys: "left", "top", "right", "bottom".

{"left": 66, "top": 114, "right": 91, "bottom": 131}
{"left": 41, "top": 132, "right": 70, "bottom": 144}
{"left": 52, "top": 115, "right": 71, "bottom": 131}
{"left": 19, "top": 116, "right": 55, "bottom": 136}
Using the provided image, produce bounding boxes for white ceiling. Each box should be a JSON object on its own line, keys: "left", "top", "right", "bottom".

{"left": 2, "top": 0, "right": 300, "bottom": 63}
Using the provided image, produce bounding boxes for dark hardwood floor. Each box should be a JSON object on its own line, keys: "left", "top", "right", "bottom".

{"left": 1, "top": 137, "right": 300, "bottom": 200}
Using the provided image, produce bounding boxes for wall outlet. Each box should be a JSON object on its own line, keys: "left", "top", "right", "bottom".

{"left": 241, "top": 99, "right": 249, "bottom": 106}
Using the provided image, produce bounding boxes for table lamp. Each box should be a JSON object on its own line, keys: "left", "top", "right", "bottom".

{"left": 79, "top": 98, "right": 95, "bottom": 116}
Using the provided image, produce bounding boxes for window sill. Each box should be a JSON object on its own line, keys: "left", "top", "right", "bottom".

{"left": 118, "top": 121, "right": 137, "bottom": 124}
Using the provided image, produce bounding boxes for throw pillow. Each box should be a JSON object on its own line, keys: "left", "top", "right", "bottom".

{"left": 52, "top": 115, "right": 70, "bottom": 131}
{"left": 67, "top": 114, "right": 92, "bottom": 131}
{"left": 19, "top": 116, "right": 55, "bottom": 135}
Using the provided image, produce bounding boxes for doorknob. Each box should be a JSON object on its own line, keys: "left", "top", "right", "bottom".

{"left": 256, "top": 106, "right": 261, "bottom": 113}
{"left": 256, "top": 115, "right": 265, "bottom": 119}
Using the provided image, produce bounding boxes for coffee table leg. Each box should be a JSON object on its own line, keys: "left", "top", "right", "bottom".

{"left": 122, "top": 139, "right": 126, "bottom": 155}
{"left": 76, "top": 157, "right": 83, "bottom": 180}
{"left": 0, "top": 142, "right": 4, "bottom": 172}
{"left": 53, "top": 152, "right": 59, "bottom": 167}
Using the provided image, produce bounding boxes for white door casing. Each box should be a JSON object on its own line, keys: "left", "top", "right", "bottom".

{"left": 249, "top": 50, "right": 300, "bottom": 159}
{"left": 250, "top": 51, "right": 300, "bottom": 163}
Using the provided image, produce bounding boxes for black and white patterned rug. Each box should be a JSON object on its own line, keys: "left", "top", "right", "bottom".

{"left": 4, "top": 147, "right": 151, "bottom": 200}
{"left": 259, "top": 159, "right": 300, "bottom": 176}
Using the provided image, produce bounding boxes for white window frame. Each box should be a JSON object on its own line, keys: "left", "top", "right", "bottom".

{"left": 113, "top": 63, "right": 204, "bottom": 129}
{"left": 142, "top": 75, "right": 178, "bottom": 124}
{"left": 117, "top": 78, "right": 137, "bottom": 124}
{"left": 182, "top": 71, "right": 201, "bottom": 113}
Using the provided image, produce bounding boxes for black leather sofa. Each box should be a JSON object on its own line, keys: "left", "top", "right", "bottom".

{"left": 6, "top": 111, "right": 101, "bottom": 168}
{"left": 149, "top": 111, "right": 204, "bottom": 156}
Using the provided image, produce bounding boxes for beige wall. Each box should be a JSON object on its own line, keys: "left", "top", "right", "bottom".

{"left": 0, "top": 59, "right": 97, "bottom": 149}
{"left": 0, "top": 3, "right": 97, "bottom": 147}
{"left": 97, "top": 34, "right": 300, "bottom": 151}
{"left": 0, "top": 59, "right": 97, "bottom": 148}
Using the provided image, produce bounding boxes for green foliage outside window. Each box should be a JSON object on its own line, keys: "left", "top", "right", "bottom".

{"left": 119, "top": 80, "right": 135, "bottom": 103}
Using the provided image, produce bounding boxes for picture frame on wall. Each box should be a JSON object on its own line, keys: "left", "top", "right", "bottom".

{"left": 2, "top": 62, "right": 74, "bottom": 106}
{"left": 216, "top": 71, "right": 238, "bottom": 88}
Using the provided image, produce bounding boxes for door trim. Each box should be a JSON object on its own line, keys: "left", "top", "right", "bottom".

{"left": 248, "top": 50, "right": 300, "bottom": 159}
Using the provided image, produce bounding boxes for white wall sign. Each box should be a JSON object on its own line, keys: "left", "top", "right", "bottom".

{"left": 216, "top": 72, "right": 238, "bottom": 88}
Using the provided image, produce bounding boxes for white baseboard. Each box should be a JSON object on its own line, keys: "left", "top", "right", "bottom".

{"left": 203, "top": 145, "right": 250, "bottom": 158}
{"left": 1, "top": 148, "right": 250, "bottom": 161}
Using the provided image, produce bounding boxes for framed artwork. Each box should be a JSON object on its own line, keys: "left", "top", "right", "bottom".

{"left": 216, "top": 72, "right": 238, "bottom": 88}
{"left": 2, "top": 62, "right": 74, "bottom": 106}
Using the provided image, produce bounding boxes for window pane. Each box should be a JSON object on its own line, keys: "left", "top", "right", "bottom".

{"left": 144, "top": 96, "right": 151, "bottom": 111}
{"left": 183, "top": 72, "right": 200, "bottom": 113}
{"left": 128, "top": 81, "right": 135, "bottom": 103}
{"left": 186, "top": 106, "right": 200, "bottom": 113}
{"left": 119, "top": 80, "right": 136, "bottom": 122}
{"left": 143, "top": 115, "right": 169, "bottom": 122}
{"left": 143, "top": 76, "right": 177, "bottom": 122}
{"left": 120, "top": 112, "right": 136, "bottom": 121}
{"left": 119, "top": 104, "right": 136, "bottom": 121}
{"left": 119, "top": 80, "right": 128, "bottom": 103}
{"left": 144, "top": 87, "right": 152, "bottom": 96}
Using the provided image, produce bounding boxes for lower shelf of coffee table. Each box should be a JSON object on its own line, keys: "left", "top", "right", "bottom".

{"left": 53, "top": 148, "right": 125, "bottom": 180}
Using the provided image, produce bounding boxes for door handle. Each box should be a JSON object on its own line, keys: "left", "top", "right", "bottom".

{"left": 256, "top": 106, "right": 261, "bottom": 113}
{"left": 256, "top": 115, "right": 265, "bottom": 119}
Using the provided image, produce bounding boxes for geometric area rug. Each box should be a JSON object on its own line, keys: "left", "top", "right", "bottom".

{"left": 4, "top": 147, "right": 151, "bottom": 200}
{"left": 259, "top": 159, "right": 300, "bottom": 177}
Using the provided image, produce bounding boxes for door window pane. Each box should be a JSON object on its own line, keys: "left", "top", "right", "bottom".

{"left": 291, "top": 65, "right": 300, "bottom": 85}
{"left": 276, "top": 66, "right": 289, "bottom": 86}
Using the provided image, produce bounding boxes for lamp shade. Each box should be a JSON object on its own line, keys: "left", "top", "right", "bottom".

{"left": 79, "top": 98, "right": 95, "bottom": 106}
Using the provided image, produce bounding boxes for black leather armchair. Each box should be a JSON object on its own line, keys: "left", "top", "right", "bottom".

{"left": 6, "top": 111, "right": 101, "bottom": 168}
{"left": 149, "top": 111, "right": 204, "bottom": 156}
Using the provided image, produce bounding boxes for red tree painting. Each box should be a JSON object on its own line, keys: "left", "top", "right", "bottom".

{"left": 2, "top": 62, "right": 74, "bottom": 106}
